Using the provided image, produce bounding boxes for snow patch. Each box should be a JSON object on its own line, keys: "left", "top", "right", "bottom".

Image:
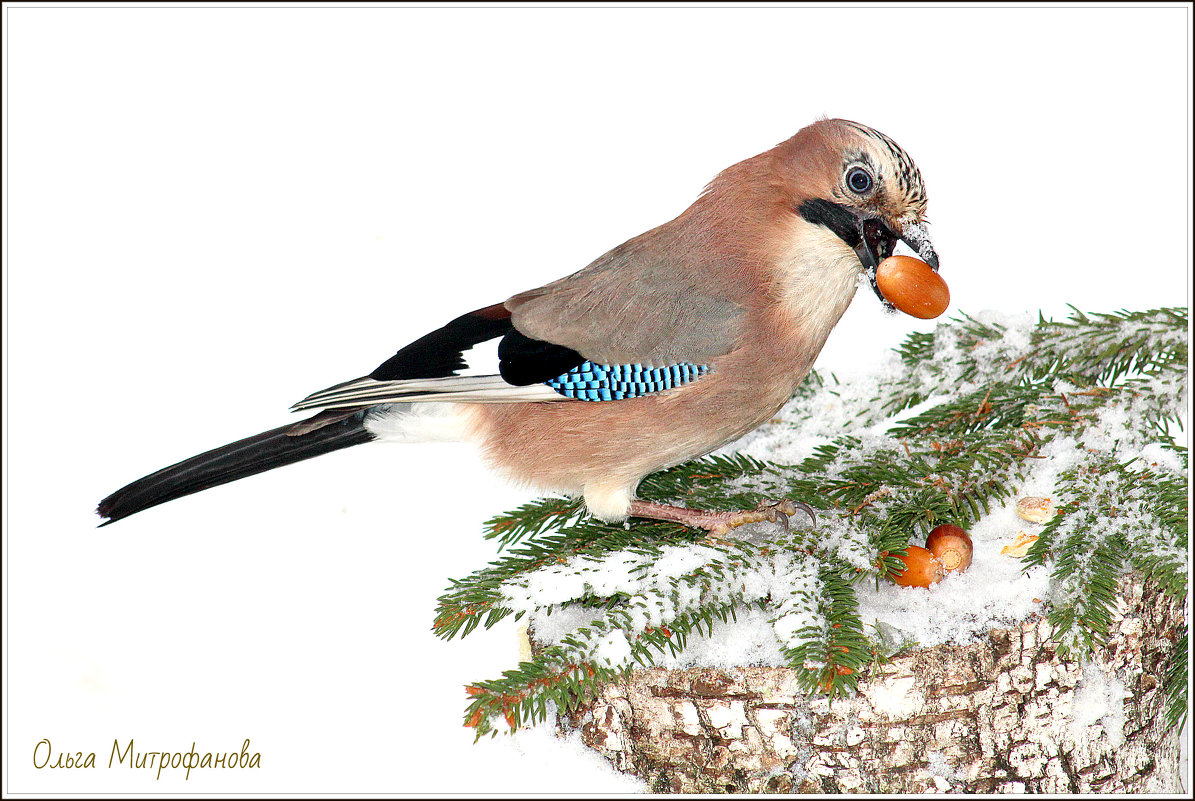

{"left": 501, "top": 310, "right": 1183, "bottom": 677}
{"left": 1073, "top": 662, "right": 1129, "bottom": 748}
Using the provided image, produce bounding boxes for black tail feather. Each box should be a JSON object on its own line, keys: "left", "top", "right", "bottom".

{"left": 97, "top": 411, "right": 374, "bottom": 526}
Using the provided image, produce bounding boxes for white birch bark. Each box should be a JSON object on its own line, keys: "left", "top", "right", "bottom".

{"left": 556, "top": 575, "right": 1184, "bottom": 793}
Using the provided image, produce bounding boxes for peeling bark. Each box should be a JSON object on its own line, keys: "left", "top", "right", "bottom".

{"left": 555, "top": 575, "right": 1184, "bottom": 793}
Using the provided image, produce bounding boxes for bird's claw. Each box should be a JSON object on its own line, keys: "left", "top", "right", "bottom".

{"left": 756, "top": 498, "right": 817, "bottom": 532}
{"left": 763, "top": 500, "right": 793, "bottom": 533}
{"left": 699, "top": 498, "right": 816, "bottom": 544}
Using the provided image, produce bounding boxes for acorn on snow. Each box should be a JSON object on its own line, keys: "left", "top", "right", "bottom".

{"left": 926, "top": 524, "right": 973, "bottom": 572}
{"left": 890, "top": 545, "right": 946, "bottom": 588}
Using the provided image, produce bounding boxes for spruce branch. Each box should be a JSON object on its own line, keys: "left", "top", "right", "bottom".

{"left": 1165, "top": 631, "right": 1188, "bottom": 728}
{"left": 483, "top": 497, "right": 586, "bottom": 550}
{"left": 443, "top": 307, "right": 1188, "bottom": 733}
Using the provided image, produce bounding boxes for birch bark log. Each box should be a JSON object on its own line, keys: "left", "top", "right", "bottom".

{"left": 555, "top": 575, "right": 1185, "bottom": 793}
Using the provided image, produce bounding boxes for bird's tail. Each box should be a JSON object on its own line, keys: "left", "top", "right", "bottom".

{"left": 96, "top": 410, "right": 374, "bottom": 526}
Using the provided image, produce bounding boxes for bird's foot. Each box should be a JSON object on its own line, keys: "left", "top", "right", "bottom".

{"left": 628, "top": 498, "right": 815, "bottom": 543}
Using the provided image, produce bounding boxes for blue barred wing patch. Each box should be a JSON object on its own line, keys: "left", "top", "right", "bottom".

{"left": 544, "top": 361, "right": 709, "bottom": 401}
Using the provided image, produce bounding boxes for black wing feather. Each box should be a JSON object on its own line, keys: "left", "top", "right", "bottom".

{"left": 369, "top": 304, "right": 514, "bottom": 380}
{"left": 367, "top": 302, "right": 584, "bottom": 387}
{"left": 498, "top": 329, "right": 585, "bottom": 385}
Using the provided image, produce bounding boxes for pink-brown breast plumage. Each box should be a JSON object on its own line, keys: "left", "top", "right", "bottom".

{"left": 460, "top": 299, "right": 844, "bottom": 520}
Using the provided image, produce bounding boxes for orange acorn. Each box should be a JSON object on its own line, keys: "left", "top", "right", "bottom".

{"left": 891, "top": 545, "right": 945, "bottom": 587}
{"left": 876, "top": 255, "right": 950, "bottom": 319}
{"left": 926, "top": 524, "right": 973, "bottom": 572}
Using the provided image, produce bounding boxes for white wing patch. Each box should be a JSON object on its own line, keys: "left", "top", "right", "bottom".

{"left": 455, "top": 337, "right": 503, "bottom": 377}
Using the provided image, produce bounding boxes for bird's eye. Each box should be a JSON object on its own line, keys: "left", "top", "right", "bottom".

{"left": 846, "top": 167, "right": 873, "bottom": 194}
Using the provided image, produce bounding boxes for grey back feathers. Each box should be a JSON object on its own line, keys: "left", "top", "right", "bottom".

{"left": 507, "top": 229, "right": 748, "bottom": 367}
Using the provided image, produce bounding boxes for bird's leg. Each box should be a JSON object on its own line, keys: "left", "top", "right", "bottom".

{"left": 628, "top": 499, "right": 816, "bottom": 540}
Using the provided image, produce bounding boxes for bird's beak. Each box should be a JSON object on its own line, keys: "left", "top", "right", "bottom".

{"left": 853, "top": 218, "right": 940, "bottom": 308}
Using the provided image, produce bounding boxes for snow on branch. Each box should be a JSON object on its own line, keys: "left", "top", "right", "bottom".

{"left": 436, "top": 307, "right": 1188, "bottom": 736}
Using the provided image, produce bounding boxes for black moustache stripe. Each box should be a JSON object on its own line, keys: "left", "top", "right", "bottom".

{"left": 796, "top": 198, "right": 861, "bottom": 248}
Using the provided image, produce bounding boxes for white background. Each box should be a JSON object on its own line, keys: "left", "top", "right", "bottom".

{"left": 4, "top": 2, "right": 1190, "bottom": 794}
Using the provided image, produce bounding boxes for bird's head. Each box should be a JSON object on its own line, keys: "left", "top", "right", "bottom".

{"left": 771, "top": 118, "right": 939, "bottom": 310}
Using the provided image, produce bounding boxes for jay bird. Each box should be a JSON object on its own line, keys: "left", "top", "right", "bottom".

{"left": 97, "top": 118, "right": 939, "bottom": 535}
